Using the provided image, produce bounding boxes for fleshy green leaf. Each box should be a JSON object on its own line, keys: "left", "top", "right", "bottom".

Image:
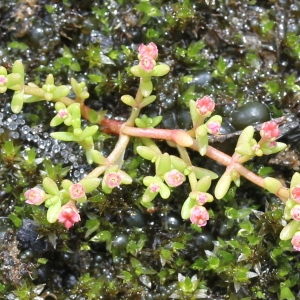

{"left": 181, "top": 197, "right": 196, "bottom": 219}
{"left": 121, "top": 95, "right": 136, "bottom": 107}
{"left": 52, "top": 85, "right": 70, "bottom": 99}
{"left": 291, "top": 172, "right": 300, "bottom": 189}
{"left": 43, "top": 177, "right": 59, "bottom": 195}
{"left": 47, "top": 198, "right": 61, "bottom": 223}
{"left": 152, "top": 63, "right": 170, "bottom": 77}
{"left": 139, "top": 95, "right": 156, "bottom": 108}
{"left": 155, "top": 153, "right": 171, "bottom": 176}
{"left": 51, "top": 132, "right": 76, "bottom": 141}
{"left": 280, "top": 220, "right": 300, "bottom": 240}
{"left": 91, "top": 150, "right": 108, "bottom": 165}
{"left": 80, "top": 177, "right": 101, "bottom": 193}
{"left": 215, "top": 172, "right": 232, "bottom": 200}
{"left": 140, "top": 80, "right": 153, "bottom": 97}
{"left": 194, "top": 176, "right": 212, "bottom": 192}
{"left": 158, "top": 182, "right": 170, "bottom": 199}
{"left": 170, "top": 156, "right": 188, "bottom": 173}
{"left": 79, "top": 125, "right": 99, "bottom": 140}
{"left": 264, "top": 177, "right": 283, "bottom": 195}
{"left": 192, "top": 166, "right": 218, "bottom": 180}
{"left": 11, "top": 90, "right": 24, "bottom": 113}
{"left": 196, "top": 125, "right": 208, "bottom": 156}
{"left": 136, "top": 146, "right": 160, "bottom": 161}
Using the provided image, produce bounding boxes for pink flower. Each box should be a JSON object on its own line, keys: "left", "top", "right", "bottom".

{"left": 69, "top": 183, "right": 85, "bottom": 200}
{"left": 291, "top": 231, "right": 300, "bottom": 251}
{"left": 260, "top": 121, "right": 280, "bottom": 141}
{"left": 24, "top": 188, "right": 46, "bottom": 205}
{"left": 105, "top": 172, "right": 122, "bottom": 188}
{"left": 195, "top": 96, "right": 215, "bottom": 117}
{"left": 164, "top": 170, "right": 185, "bottom": 187}
{"left": 190, "top": 205, "right": 209, "bottom": 227}
{"left": 291, "top": 205, "right": 300, "bottom": 221}
{"left": 57, "top": 109, "right": 68, "bottom": 119}
{"left": 0, "top": 75, "right": 7, "bottom": 85}
{"left": 139, "top": 56, "right": 156, "bottom": 72}
{"left": 291, "top": 186, "right": 300, "bottom": 203}
{"left": 58, "top": 202, "right": 81, "bottom": 229}
{"left": 149, "top": 183, "right": 160, "bottom": 193}
{"left": 138, "top": 42, "right": 158, "bottom": 59}
{"left": 206, "top": 121, "right": 221, "bottom": 135}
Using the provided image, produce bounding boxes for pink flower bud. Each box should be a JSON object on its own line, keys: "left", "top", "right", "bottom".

{"left": 252, "top": 144, "right": 260, "bottom": 152}
{"left": 24, "top": 187, "right": 46, "bottom": 205}
{"left": 291, "top": 231, "right": 300, "bottom": 251}
{"left": 291, "top": 205, "right": 300, "bottom": 221}
{"left": 149, "top": 183, "right": 160, "bottom": 193}
{"left": 139, "top": 56, "right": 156, "bottom": 72}
{"left": 164, "top": 170, "right": 185, "bottom": 187}
{"left": 195, "top": 96, "right": 215, "bottom": 117}
{"left": 105, "top": 172, "right": 122, "bottom": 188}
{"left": 196, "top": 192, "right": 208, "bottom": 205}
{"left": 138, "top": 42, "right": 158, "bottom": 59}
{"left": 69, "top": 183, "right": 85, "bottom": 200}
{"left": 291, "top": 186, "right": 300, "bottom": 203}
{"left": 58, "top": 202, "right": 81, "bottom": 229}
{"left": 57, "top": 109, "right": 68, "bottom": 119}
{"left": 190, "top": 205, "right": 209, "bottom": 227}
{"left": 206, "top": 121, "right": 221, "bottom": 135}
{"left": 0, "top": 75, "right": 7, "bottom": 85}
{"left": 260, "top": 121, "right": 280, "bottom": 141}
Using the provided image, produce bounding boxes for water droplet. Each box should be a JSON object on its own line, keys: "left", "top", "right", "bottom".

{"left": 17, "top": 118, "right": 25, "bottom": 125}
{"left": 8, "top": 121, "right": 18, "bottom": 130}
{"left": 26, "top": 133, "right": 33, "bottom": 141}
{"left": 69, "top": 154, "right": 76, "bottom": 162}
{"left": 10, "top": 132, "right": 19, "bottom": 139}
{"left": 45, "top": 139, "right": 52, "bottom": 147}
{"left": 73, "top": 170, "right": 80, "bottom": 177}
{"left": 60, "top": 150, "right": 68, "bottom": 158}
{"left": 52, "top": 144, "right": 61, "bottom": 153}
{"left": 33, "top": 135, "right": 40, "bottom": 143}
{"left": 38, "top": 140, "right": 45, "bottom": 149}
{"left": 22, "top": 125, "right": 31, "bottom": 134}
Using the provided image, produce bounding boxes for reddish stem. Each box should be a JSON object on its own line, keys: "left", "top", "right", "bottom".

{"left": 81, "top": 105, "right": 290, "bottom": 202}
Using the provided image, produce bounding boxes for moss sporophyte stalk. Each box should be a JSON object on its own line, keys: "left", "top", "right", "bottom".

{"left": 2, "top": 43, "right": 298, "bottom": 251}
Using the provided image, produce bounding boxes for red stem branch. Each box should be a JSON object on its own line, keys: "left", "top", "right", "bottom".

{"left": 81, "top": 104, "right": 290, "bottom": 201}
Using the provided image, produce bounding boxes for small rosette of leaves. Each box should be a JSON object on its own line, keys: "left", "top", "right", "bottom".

{"left": 2, "top": 61, "right": 26, "bottom": 113}
{"left": 235, "top": 124, "right": 286, "bottom": 162}
{"left": 279, "top": 173, "right": 300, "bottom": 249}
{"left": 50, "top": 102, "right": 105, "bottom": 164}
{"left": 181, "top": 176, "right": 213, "bottom": 227}
{"left": 135, "top": 114, "right": 162, "bottom": 128}
{"left": 42, "top": 74, "right": 70, "bottom": 101}
{"left": 70, "top": 78, "right": 89, "bottom": 100}
{"left": 195, "top": 115, "right": 222, "bottom": 156}
{"left": 25, "top": 176, "right": 100, "bottom": 225}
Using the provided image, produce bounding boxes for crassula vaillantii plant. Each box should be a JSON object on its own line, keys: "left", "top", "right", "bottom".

{"left": 1, "top": 42, "right": 299, "bottom": 251}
